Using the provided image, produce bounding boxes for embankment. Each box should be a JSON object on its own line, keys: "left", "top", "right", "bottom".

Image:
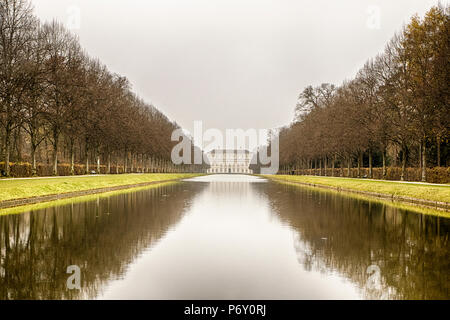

{"left": 263, "top": 175, "right": 450, "bottom": 213}
{"left": 0, "top": 173, "right": 201, "bottom": 210}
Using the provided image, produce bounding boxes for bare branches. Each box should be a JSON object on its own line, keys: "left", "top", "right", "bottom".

{"left": 1, "top": 0, "right": 191, "bottom": 176}
{"left": 279, "top": 4, "right": 449, "bottom": 180}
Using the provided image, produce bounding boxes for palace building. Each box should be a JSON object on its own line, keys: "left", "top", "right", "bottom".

{"left": 206, "top": 149, "right": 253, "bottom": 174}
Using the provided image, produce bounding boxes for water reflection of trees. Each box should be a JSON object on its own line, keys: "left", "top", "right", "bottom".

{"left": 264, "top": 182, "right": 449, "bottom": 300}
{"left": 0, "top": 183, "right": 202, "bottom": 300}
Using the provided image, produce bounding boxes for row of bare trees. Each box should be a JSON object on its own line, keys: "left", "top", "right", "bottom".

{"left": 0, "top": 0, "right": 201, "bottom": 177}
{"left": 278, "top": 5, "right": 449, "bottom": 182}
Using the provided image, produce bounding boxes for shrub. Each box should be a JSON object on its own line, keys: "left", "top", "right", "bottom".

{"left": 0, "top": 162, "right": 151, "bottom": 177}
{"left": 289, "top": 167, "right": 449, "bottom": 183}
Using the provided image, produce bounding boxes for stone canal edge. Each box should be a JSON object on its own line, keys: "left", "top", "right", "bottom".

{"left": 0, "top": 178, "right": 184, "bottom": 210}
{"left": 266, "top": 176, "right": 450, "bottom": 212}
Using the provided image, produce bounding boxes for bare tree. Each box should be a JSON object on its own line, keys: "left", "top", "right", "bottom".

{"left": 0, "top": 0, "right": 36, "bottom": 175}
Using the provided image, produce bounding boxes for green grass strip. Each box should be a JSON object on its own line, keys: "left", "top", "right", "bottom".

{"left": 263, "top": 175, "right": 450, "bottom": 203}
{"left": 0, "top": 173, "right": 201, "bottom": 202}
{"left": 269, "top": 179, "right": 450, "bottom": 218}
{"left": 0, "top": 181, "right": 179, "bottom": 216}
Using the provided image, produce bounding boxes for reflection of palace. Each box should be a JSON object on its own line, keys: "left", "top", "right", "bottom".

{"left": 206, "top": 149, "right": 253, "bottom": 174}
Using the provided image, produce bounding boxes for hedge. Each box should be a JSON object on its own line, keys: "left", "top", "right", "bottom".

{"left": 0, "top": 162, "right": 164, "bottom": 178}
{"left": 1, "top": 162, "right": 448, "bottom": 183}
{"left": 284, "top": 167, "right": 450, "bottom": 184}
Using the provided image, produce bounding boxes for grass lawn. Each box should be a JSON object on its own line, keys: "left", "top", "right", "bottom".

{"left": 264, "top": 175, "right": 450, "bottom": 203}
{"left": 0, "top": 173, "right": 200, "bottom": 202}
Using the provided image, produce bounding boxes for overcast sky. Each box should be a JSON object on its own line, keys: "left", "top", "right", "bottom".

{"left": 31, "top": 0, "right": 442, "bottom": 136}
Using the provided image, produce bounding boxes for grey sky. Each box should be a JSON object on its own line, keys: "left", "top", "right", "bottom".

{"left": 31, "top": 0, "right": 442, "bottom": 136}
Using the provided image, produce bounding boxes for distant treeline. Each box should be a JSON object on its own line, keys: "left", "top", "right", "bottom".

{"left": 277, "top": 5, "right": 449, "bottom": 182}
{"left": 0, "top": 0, "right": 204, "bottom": 177}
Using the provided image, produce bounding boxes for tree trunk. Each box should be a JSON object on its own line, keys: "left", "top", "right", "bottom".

{"left": 31, "top": 143, "right": 37, "bottom": 176}
{"left": 419, "top": 143, "right": 422, "bottom": 170}
{"left": 401, "top": 146, "right": 407, "bottom": 181}
{"left": 137, "top": 154, "right": 140, "bottom": 173}
{"left": 130, "top": 153, "right": 134, "bottom": 173}
{"left": 421, "top": 139, "right": 426, "bottom": 182}
{"left": 70, "top": 147, "right": 75, "bottom": 176}
{"left": 85, "top": 143, "right": 89, "bottom": 175}
{"left": 124, "top": 150, "right": 128, "bottom": 173}
{"left": 44, "top": 138, "right": 50, "bottom": 164}
{"left": 347, "top": 156, "right": 351, "bottom": 177}
{"left": 331, "top": 154, "right": 336, "bottom": 177}
{"left": 29, "top": 127, "right": 39, "bottom": 176}
{"left": 436, "top": 134, "right": 441, "bottom": 167}
{"left": 69, "top": 139, "right": 75, "bottom": 175}
{"left": 368, "top": 149, "right": 373, "bottom": 179}
{"left": 53, "top": 145, "right": 58, "bottom": 176}
{"left": 143, "top": 154, "right": 146, "bottom": 173}
{"left": 357, "top": 153, "right": 361, "bottom": 178}
{"left": 52, "top": 129, "right": 59, "bottom": 176}
{"left": 96, "top": 154, "right": 100, "bottom": 174}
{"left": 4, "top": 127, "right": 11, "bottom": 176}
{"left": 107, "top": 153, "right": 111, "bottom": 174}
{"left": 382, "top": 148, "right": 387, "bottom": 179}
{"left": 14, "top": 127, "right": 22, "bottom": 162}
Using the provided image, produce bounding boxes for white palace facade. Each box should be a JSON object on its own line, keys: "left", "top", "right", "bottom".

{"left": 206, "top": 149, "right": 253, "bottom": 174}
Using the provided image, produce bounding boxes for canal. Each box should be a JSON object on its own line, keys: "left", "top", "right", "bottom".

{"left": 0, "top": 175, "right": 448, "bottom": 299}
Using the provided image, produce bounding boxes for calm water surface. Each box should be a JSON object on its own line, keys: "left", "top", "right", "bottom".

{"left": 0, "top": 175, "right": 448, "bottom": 299}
